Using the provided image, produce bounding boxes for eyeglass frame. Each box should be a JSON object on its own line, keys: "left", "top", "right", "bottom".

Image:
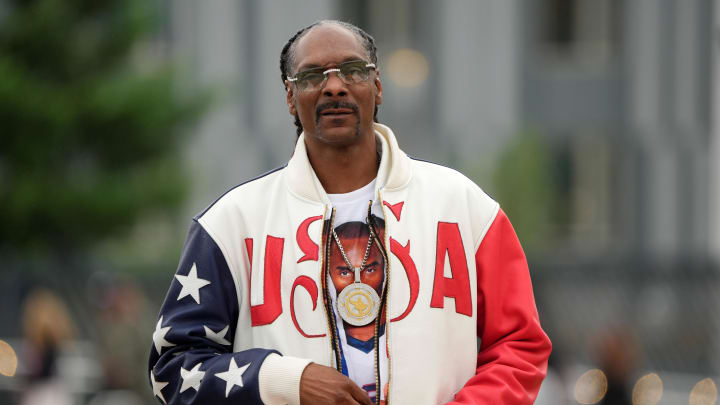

{"left": 286, "top": 60, "right": 377, "bottom": 91}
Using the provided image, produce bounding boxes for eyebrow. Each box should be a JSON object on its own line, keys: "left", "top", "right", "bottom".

{"left": 297, "top": 57, "right": 365, "bottom": 72}
{"left": 335, "top": 261, "right": 380, "bottom": 272}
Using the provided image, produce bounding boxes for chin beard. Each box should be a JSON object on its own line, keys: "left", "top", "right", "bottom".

{"left": 296, "top": 115, "right": 367, "bottom": 144}
{"left": 313, "top": 122, "right": 363, "bottom": 144}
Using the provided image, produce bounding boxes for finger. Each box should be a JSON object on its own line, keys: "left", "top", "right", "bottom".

{"left": 347, "top": 381, "right": 373, "bottom": 405}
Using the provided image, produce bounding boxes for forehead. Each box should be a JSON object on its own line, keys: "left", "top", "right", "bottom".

{"left": 293, "top": 24, "right": 368, "bottom": 71}
{"left": 331, "top": 237, "right": 382, "bottom": 258}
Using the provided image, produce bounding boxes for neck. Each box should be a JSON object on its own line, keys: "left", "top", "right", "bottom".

{"left": 305, "top": 132, "right": 379, "bottom": 194}
{"left": 344, "top": 310, "right": 385, "bottom": 341}
{"left": 344, "top": 323, "right": 375, "bottom": 341}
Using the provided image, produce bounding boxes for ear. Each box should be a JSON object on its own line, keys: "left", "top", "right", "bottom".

{"left": 374, "top": 71, "right": 383, "bottom": 106}
{"left": 285, "top": 80, "right": 297, "bottom": 116}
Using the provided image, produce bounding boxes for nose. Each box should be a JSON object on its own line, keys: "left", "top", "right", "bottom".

{"left": 322, "top": 71, "right": 348, "bottom": 97}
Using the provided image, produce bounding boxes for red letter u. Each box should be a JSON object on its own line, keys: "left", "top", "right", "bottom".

{"left": 250, "top": 235, "right": 284, "bottom": 326}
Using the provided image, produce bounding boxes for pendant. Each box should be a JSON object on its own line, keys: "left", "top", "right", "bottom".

{"left": 336, "top": 282, "right": 381, "bottom": 326}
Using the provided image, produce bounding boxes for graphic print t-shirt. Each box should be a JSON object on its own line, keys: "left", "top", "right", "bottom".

{"left": 327, "top": 179, "right": 388, "bottom": 403}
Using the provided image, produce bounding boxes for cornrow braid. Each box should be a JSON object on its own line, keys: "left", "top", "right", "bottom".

{"left": 279, "top": 20, "right": 379, "bottom": 137}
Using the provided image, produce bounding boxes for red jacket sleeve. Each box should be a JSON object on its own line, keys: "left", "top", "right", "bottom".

{"left": 447, "top": 208, "right": 551, "bottom": 404}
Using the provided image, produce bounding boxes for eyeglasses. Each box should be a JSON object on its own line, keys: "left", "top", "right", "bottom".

{"left": 287, "top": 60, "right": 376, "bottom": 92}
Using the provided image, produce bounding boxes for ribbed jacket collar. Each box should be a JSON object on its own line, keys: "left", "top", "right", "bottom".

{"left": 285, "top": 123, "right": 412, "bottom": 203}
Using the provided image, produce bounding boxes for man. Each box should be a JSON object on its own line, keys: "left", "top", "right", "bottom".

{"left": 149, "top": 20, "right": 551, "bottom": 405}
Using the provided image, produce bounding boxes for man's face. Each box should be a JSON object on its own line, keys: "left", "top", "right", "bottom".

{"left": 330, "top": 235, "right": 384, "bottom": 295}
{"left": 286, "top": 24, "right": 382, "bottom": 146}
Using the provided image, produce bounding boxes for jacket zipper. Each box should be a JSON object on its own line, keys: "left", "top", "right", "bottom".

{"left": 369, "top": 196, "right": 391, "bottom": 405}
{"left": 322, "top": 207, "right": 343, "bottom": 370}
{"left": 367, "top": 201, "right": 382, "bottom": 405}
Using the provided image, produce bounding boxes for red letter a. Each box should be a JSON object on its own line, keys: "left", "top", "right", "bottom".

{"left": 430, "top": 222, "right": 472, "bottom": 317}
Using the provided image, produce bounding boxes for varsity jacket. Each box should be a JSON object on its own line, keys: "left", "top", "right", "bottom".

{"left": 148, "top": 123, "right": 551, "bottom": 405}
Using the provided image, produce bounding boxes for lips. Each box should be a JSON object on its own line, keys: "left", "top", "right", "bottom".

{"left": 315, "top": 102, "right": 359, "bottom": 125}
{"left": 316, "top": 101, "right": 359, "bottom": 117}
{"left": 320, "top": 108, "right": 354, "bottom": 116}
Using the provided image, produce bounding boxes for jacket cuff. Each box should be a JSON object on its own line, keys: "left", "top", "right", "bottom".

{"left": 258, "top": 353, "right": 312, "bottom": 405}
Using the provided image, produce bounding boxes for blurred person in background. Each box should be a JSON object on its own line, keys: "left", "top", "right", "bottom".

{"left": 148, "top": 20, "right": 550, "bottom": 405}
{"left": 597, "top": 329, "right": 636, "bottom": 405}
{"left": 91, "top": 279, "right": 152, "bottom": 405}
{"left": 19, "top": 288, "right": 76, "bottom": 405}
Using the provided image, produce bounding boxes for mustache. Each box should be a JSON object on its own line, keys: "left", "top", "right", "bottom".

{"left": 315, "top": 101, "right": 359, "bottom": 122}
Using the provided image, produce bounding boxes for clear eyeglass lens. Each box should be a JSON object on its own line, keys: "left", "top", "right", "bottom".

{"left": 339, "top": 62, "right": 369, "bottom": 83}
{"left": 301, "top": 72, "right": 325, "bottom": 90}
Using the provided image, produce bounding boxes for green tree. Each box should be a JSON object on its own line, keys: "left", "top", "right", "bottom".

{"left": 0, "top": 0, "right": 207, "bottom": 254}
{"left": 492, "top": 131, "right": 558, "bottom": 251}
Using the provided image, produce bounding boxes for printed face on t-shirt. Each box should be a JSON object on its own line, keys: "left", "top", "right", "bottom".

{"left": 330, "top": 221, "right": 384, "bottom": 296}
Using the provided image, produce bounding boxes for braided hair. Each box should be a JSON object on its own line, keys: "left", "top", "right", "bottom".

{"left": 279, "top": 20, "right": 379, "bottom": 137}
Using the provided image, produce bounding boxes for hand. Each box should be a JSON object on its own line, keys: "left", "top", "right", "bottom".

{"left": 299, "top": 362, "right": 373, "bottom": 405}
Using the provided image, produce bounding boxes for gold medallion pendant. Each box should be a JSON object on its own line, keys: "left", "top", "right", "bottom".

{"left": 337, "top": 281, "right": 381, "bottom": 326}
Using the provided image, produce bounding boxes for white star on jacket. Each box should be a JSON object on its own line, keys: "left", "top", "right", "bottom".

{"left": 215, "top": 358, "right": 250, "bottom": 398}
{"left": 175, "top": 263, "right": 211, "bottom": 304}
{"left": 151, "top": 370, "right": 169, "bottom": 404}
{"left": 180, "top": 363, "right": 205, "bottom": 393}
{"left": 152, "top": 316, "right": 175, "bottom": 354}
{"left": 204, "top": 325, "right": 231, "bottom": 346}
